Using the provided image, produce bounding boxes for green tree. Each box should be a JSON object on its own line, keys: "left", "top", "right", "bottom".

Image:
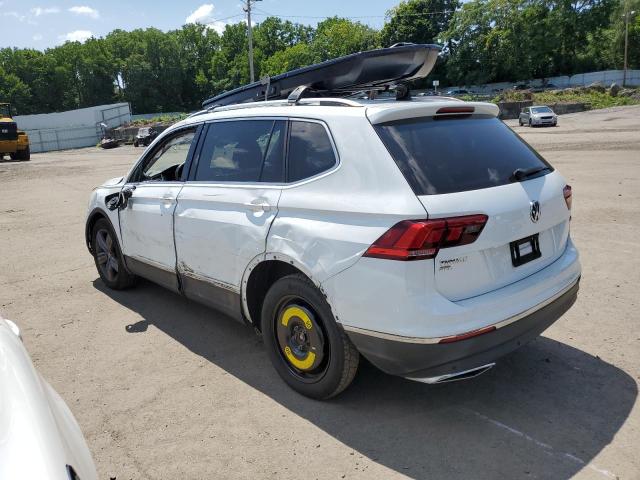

{"left": 593, "top": 0, "right": 640, "bottom": 70}
{"left": 311, "top": 17, "right": 380, "bottom": 61}
{"left": 209, "top": 22, "right": 250, "bottom": 96}
{"left": 381, "top": 0, "right": 459, "bottom": 46}
{"left": 261, "top": 43, "right": 316, "bottom": 76}
{"left": 171, "top": 23, "right": 220, "bottom": 109}
{"left": 0, "top": 66, "right": 31, "bottom": 113}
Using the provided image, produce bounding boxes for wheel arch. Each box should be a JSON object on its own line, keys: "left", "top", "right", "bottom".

{"left": 241, "top": 254, "right": 325, "bottom": 330}
{"left": 85, "top": 208, "right": 113, "bottom": 254}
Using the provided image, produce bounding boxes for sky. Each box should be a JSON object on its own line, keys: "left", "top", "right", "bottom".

{"left": 2, "top": 0, "right": 402, "bottom": 50}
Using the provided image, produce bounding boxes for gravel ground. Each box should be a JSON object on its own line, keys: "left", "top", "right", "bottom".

{"left": 1, "top": 105, "right": 639, "bottom": 480}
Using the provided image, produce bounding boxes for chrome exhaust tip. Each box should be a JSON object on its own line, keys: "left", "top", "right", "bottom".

{"left": 407, "top": 363, "right": 495, "bottom": 384}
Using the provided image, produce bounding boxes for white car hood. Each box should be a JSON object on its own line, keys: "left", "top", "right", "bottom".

{"left": 102, "top": 176, "right": 124, "bottom": 187}
{"left": 0, "top": 317, "right": 97, "bottom": 480}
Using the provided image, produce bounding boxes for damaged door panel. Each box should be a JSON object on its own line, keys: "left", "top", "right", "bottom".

{"left": 174, "top": 119, "right": 286, "bottom": 318}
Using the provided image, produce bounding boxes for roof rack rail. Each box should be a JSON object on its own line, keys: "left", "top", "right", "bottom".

{"left": 202, "top": 43, "right": 441, "bottom": 109}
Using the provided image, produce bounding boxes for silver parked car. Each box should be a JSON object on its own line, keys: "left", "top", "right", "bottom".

{"left": 519, "top": 106, "right": 558, "bottom": 127}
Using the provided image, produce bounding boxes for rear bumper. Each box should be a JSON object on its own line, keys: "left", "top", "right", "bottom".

{"left": 346, "top": 278, "right": 579, "bottom": 378}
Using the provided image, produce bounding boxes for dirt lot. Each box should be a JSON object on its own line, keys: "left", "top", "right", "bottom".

{"left": 1, "top": 106, "right": 639, "bottom": 480}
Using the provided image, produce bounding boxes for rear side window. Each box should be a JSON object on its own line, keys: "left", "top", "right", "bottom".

{"left": 375, "top": 116, "right": 552, "bottom": 195}
{"left": 288, "top": 121, "right": 336, "bottom": 182}
{"left": 194, "top": 120, "right": 285, "bottom": 182}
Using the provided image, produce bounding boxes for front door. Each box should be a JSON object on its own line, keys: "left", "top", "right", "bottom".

{"left": 174, "top": 119, "right": 286, "bottom": 318}
{"left": 119, "top": 126, "right": 200, "bottom": 291}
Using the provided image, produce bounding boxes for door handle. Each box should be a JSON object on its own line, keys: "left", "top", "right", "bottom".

{"left": 244, "top": 201, "right": 271, "bottom": 212}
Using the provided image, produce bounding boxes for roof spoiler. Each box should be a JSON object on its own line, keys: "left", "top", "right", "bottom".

{"left": 202, "top": 43, "right": 441, "bottom": 108}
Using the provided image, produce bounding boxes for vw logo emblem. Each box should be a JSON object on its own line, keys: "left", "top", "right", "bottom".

{"left": 530, "top": 201, "right": 541, "bottom": 223}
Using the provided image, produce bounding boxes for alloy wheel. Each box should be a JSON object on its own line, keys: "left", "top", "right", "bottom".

{"left": 95, "top": 228, "right": 119, "bottom": 282}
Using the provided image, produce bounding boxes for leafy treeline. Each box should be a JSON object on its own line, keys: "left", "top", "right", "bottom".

{"left": 0, "top": 0, "right": 638, "bottom": 115}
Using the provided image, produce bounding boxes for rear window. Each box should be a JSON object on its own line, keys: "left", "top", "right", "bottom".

{"left": 374, "top": 115, "right": 552, "bottom": 195}
{"left": 288, "top": 121, "right": 336, "bottom": 182}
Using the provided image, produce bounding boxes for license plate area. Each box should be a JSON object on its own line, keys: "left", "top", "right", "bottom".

{"left": 510, "top": 234, "right": 541, "bottom": 267}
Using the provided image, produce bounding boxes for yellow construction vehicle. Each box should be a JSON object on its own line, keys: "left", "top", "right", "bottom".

{"left": 0, "top": 103, "right": 30, "bottom": 161}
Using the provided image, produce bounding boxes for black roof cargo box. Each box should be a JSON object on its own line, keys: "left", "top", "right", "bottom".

{"left": 202, "top": 43, "right": 441, "bottom": 108}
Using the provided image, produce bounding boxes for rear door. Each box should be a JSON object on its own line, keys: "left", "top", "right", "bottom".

{"left": 374, "top": 114, "right": 571, "bottom": 301}
{"left": 174, "top": 119, "right": 286, "bottom": 317}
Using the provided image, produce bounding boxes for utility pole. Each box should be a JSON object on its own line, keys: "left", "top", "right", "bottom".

{"left": 623, "top": 7, "right": 637, "bottom": 87}
{"left": 244, "top": 0, "right": 261, "bottom": 83}
{"left": 623, "top": 6, "right": 630, "bottom": 87}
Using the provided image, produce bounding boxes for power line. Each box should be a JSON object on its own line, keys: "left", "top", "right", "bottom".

{"left": 199, "top": 7, "right": 453, "bottom": 31}
{"left": 251, "top": 7, "right": 454, "bottom": 20}
{"left": 202, "top": 13, "right": 245, "bottom": 25}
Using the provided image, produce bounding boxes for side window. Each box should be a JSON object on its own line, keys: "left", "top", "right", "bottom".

{"left": 194, "top": 120, "right": 285, "bottom": 183}
{"left": 288, "top": 121, "right": 336, "bottom": 182}
{"left": 139, "top": 128, "right": 196, "bottom": 182}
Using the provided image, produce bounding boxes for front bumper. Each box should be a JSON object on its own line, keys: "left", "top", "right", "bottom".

{"left": 532, "top": 117, "right": 557, "bottom": 126}
{"left": 345, "top": 278, "right": 579, "bottom": 379}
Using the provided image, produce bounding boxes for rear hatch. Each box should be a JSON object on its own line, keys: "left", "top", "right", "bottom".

{"left": 370, "top": 103, "right": 571, "bottom": 301}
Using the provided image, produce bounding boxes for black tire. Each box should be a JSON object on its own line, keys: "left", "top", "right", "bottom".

{"left": 17, "top": 146, "right": 30, "bottom": 160}
{"left": 9, "top": 152, "right": 17, "bottom": 160}
{"left": 528, "top": 119, "right": 532, "bottom": 127}
{"left": 518, "top": 119, "right": 523, "bottom": 126}
{"left": 261, "top": 273, "right": 359, "bottom": 399}
{"left": 92, "top": 218, "right": 136, "bottom": 290}
{"left": 133, "top": 140, "right": 139, "bottom": 147}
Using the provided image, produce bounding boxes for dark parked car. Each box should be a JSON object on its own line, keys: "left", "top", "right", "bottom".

{"left": 445, "top": 88, "right": 472, "bottom": 96}
{"left": 133, "top": 127, "right": 158, "bottom": 147}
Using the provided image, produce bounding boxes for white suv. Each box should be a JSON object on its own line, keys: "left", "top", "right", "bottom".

{"left": 85, "top": 98, "right": 580, "bottom": 399}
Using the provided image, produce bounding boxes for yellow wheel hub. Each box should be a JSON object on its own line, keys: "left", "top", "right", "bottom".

{"left": 277, "top": 304, "right": 324, "bottom": 373}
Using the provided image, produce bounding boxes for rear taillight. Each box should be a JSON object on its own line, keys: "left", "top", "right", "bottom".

{"left": 363, "top": 214, "right": 488, "bottom": 261}
{"left": 563, "top": 185, "right": 572, "bottom": 210}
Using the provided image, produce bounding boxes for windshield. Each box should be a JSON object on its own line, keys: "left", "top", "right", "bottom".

{"left": 374, "top": 115, "right": 552, "bottom": 195}
{"left": 0, "top": 104, "right": 11, "bottom": 118}
{"left": 138, "top": 128, "right": 150, "bottom": 135}
{"left": 531, "top": 107, "right": 552, "bottom": 114}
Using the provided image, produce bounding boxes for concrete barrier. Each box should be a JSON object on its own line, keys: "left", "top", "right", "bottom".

{"left": 450, "top": 69, "right": 640, "bottom": 95}
{"left": 498, "top": 101, "right": 533, "bottom": 119}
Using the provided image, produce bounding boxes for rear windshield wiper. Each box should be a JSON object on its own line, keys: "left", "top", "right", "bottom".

{"left": 510, "top": 166, "right": 551, "bottom": 182}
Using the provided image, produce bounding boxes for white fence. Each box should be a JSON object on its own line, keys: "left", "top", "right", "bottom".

{"left": 14, "top": 103, "right": 131, "bottom": 153}
{"left": 451, "top": 69, "right": 640, "bottom": 94}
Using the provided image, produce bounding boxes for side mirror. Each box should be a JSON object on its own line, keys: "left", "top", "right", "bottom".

{"left": 105, "top": 185, "right": 136, "bottom": 211}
